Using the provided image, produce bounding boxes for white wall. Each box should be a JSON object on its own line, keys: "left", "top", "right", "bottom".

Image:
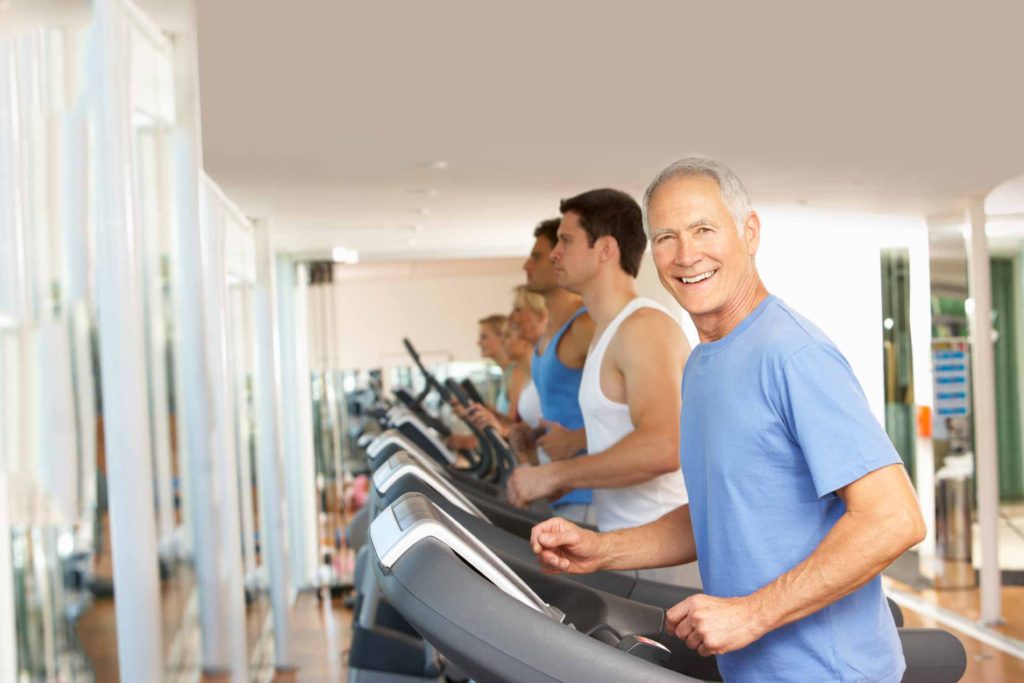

{"left": 330, "top": 210, "right": 932, "bottom": 429}
{"left": 330, "top": 258, "right": 526, "bottom": 369}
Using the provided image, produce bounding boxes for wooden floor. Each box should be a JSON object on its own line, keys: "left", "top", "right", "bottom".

{"left": 886, "top": 576, "right": 1024, "bottom": 683}
{"left": 76, "top": 581, "right": 1024, "bottom": 682}
{"left": 73, "top": 521, "right": 1024, "bottom": 683}
{"left": 77, "top": 582, "right": 351, "bottom": 682}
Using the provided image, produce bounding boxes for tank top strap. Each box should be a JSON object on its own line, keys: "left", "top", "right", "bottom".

{"left": 590, "top": 297, "right": 668, "bottom": 360}
{"left": 555, "top": 305, "right": 588, "bottom": 347}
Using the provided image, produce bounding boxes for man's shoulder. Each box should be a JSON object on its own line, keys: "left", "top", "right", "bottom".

{"left": 567, "top": 308, "right": 596, "bottom": 340}
{"left": 753, "top": 298, "right": 836, "bottom": 362}
{"left": 617, "top": 305, "right": 685, "bottom": 346}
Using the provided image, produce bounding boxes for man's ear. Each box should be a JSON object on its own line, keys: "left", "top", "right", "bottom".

{"left": 743, "top": 211, "right": 761, "bottom": 257}
{"left": 597, "top": 234, "right": 618, "bottom": 264}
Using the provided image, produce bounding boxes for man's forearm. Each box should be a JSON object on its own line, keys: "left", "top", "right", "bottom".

{"left": 549, "top": 428, "right": 677, "bottom": 490}
{"left": 747, "top": 504, "right": 920, "bottom": 634}
{"left": 545, "top": 428, "right": 587, "bottom": 460}
{"left": 599, "top": 504, "right": 697, "bottom": 571}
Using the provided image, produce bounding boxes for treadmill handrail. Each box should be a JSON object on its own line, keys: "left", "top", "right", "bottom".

{"left": 371, "top": 492, "right": 563, "bottom": 623}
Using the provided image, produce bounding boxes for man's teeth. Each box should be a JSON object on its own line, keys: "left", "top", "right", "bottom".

{"left": 679, "top": 270, "right": 716, "bottom": 284}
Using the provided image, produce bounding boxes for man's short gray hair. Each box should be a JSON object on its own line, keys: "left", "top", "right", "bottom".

{"left": 642, "top": 157, "right": 752, "bottom": 238}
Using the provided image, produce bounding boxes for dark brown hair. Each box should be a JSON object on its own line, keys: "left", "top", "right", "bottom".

{"left": 532, "top": 218, "right": 561, "bottom": 248}
{"left": 559, "top": 189, "right": 645, "bottom": 277}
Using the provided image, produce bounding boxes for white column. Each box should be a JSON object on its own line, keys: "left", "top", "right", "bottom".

{"left": 907, "top": 224, "right": 937, "bottom": 574}
{"left": 138, "top": 129, "right": 176, "bottom": 559}
{"left": 253, "top": 218, "right": 293, "bottom": 665}
{"left": 230, "top": 288, "right": 258, "bottom": 585}
{"left": 0, "top": 471, "right": 17, "bottom": 683}
{"left": 965, "top": 199, "right": 1002, "bottom": 624}
{"left": 207, "top": 194, "right": 251, "bottom": 683}
{"left": 92, "top": 2, "right": 163, "bottom": 680}
{"left": 278, "top": 260, "right": 319, "bottom": 589}
{"left": 170, "top": 18, "right": 248, "bottom": 679}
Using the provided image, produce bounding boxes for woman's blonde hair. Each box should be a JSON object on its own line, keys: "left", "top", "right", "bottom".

{"left": 477, "top": 313, "right": 508, "bottom": 336}
{"left": 511, "top": 285, "right": 546, "bottom": 315}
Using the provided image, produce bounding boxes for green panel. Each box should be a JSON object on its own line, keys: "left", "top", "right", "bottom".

{"left": 991, "top": 258, "right": 1024, "bottom": 501}
{"left": 881, "top": 249, "right": 915, "bottom": 479}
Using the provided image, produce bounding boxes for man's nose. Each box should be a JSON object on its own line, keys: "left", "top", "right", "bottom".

{"left": 674, "top": 236, "right": 701, "bottom": 268}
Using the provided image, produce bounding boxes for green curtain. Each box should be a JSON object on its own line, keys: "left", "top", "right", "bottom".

{"left": 991, "top": 258, "right": 1024, "bottom": 501}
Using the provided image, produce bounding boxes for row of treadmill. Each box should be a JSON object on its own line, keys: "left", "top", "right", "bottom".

{"left": 344, "top": 338, "right": 968, "bottom": 682}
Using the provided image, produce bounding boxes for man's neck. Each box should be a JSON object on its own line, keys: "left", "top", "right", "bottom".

{"left": 581, "top": 271, "right": 637, "bottom": 330}
{"left": 543, "top": 288, "right": 584, "bottom": 334}
{"left": 492, "top": 351, "right": 510, "bottom": 369}
{"left": 693, "top": 275, "right": 770, "bottom": 343}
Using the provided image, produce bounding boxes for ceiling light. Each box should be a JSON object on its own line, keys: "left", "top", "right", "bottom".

{"left": 407, "top": 237, "right": 418, "bottom": 246}
{"left": 426, "top": 160, "right": 448, "bottom": 171}
{"left": 410, "top": 224, "right": 424, "bottom": 232}
{"left": 409, "top": 188, "right": 439, "bottom": 196}
{"left": 332, "top": 247, "right": 359, "bottom": 264}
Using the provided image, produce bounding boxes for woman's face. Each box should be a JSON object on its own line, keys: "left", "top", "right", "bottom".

{"left": 477, "top": 323, "right": 504, "bottom": 360}
{"left": 503, "top": 321, "right": 533, "bottom": 360}
{"left": 511, "top": 306, "right": 546, "bottom": 345}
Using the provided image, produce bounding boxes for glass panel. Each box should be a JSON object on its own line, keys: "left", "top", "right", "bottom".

{"left": 881, "top": 249, "right": 916, "bottom": 478}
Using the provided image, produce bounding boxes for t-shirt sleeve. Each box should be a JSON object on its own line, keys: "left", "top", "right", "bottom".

{"left": 775, "top": 342, "right": 904, "bottom": 499}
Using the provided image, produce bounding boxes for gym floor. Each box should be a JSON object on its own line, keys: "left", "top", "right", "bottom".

{"left": 75, "top": 574, "right": 1024, "bottom": 682}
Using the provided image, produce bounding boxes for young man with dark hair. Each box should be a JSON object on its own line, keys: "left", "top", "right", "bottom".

{"left": 516, "top": 217, "right": 597, "bottom": 523}
{"left": 509, "top": 189, "right": 697, "bottom": 586}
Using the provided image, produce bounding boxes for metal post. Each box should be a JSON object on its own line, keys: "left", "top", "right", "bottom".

{"left": 92, "top": 2, "right": 164, "bottom": 680}
{"left": 293, "top": 264, "right": 320, "bottom": 586}
{"left": 277, "top": 258, "right": 319, "bottom": 590}
{"left": 170, "top": 18, "right": 248, "bottom": 679}
{"left": 253, "top": 218, "right": 294, "bottom": 666}
{"left": 965, "top": 198, "right": 1002, "bottom": 624}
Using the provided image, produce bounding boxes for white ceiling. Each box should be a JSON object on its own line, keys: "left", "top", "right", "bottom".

{"left": 193, "top": 0, "right": 1024, "bottom": 261}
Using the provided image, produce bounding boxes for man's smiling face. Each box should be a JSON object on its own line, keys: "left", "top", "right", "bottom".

{"left": 648, "top": 174, "right": 759, "bottom": 321}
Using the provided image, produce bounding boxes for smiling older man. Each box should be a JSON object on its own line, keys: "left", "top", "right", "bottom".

{"left": 529, "top": 158, "right": 925, "bottom": 682}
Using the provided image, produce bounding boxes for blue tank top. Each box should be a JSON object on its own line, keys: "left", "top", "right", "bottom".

{"left": 532, "top": 306, "right": 592, "bottom": 506}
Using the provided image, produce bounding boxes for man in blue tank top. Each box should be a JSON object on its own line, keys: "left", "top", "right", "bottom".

{"left": 529, "top": 158, "right": 925, "bottom": 682}
{"left": 514, "top": 218, "right": 596, "bottom": 523}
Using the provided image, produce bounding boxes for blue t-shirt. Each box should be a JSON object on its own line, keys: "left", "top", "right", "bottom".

{"left": 680, "top": 295, "right": 904, "bottom": 683}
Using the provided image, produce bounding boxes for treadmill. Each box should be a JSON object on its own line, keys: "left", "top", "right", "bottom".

{"left": 370, "top": 493, "right": 968, "bottom": 683}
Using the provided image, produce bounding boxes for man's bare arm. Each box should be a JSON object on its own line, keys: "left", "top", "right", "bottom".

{"left": 551, "top": 311, "right": 687, "bottom": 489}
{"left": 750, "top": 463, "right": 924, "bottom": 629}
{"left": 533, "top": 503, "right": 698, "bottom": 574}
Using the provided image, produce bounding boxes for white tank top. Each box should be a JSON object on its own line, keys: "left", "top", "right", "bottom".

{"left": 579, "top": 297, "right": 689, "bottom": 531}
{"left": 516, "top": 380, "right": 550, "bottom": 464}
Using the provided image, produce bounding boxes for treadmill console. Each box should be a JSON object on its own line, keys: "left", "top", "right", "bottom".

{"left": 372, "top": 452, "right": 489, "bottom": 522}
{"left": 390, "top": 411, "right": 456, "bottom": 465}
{"left": 368, "top": 428, "right": 427, "bottom": 460}
{"left": 371, "top": 492, "right": 565, "bottom": 624}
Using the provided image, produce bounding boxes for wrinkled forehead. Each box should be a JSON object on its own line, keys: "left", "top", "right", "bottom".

{"left": 647, "top": 176, "right": 730, "bottom": 225}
